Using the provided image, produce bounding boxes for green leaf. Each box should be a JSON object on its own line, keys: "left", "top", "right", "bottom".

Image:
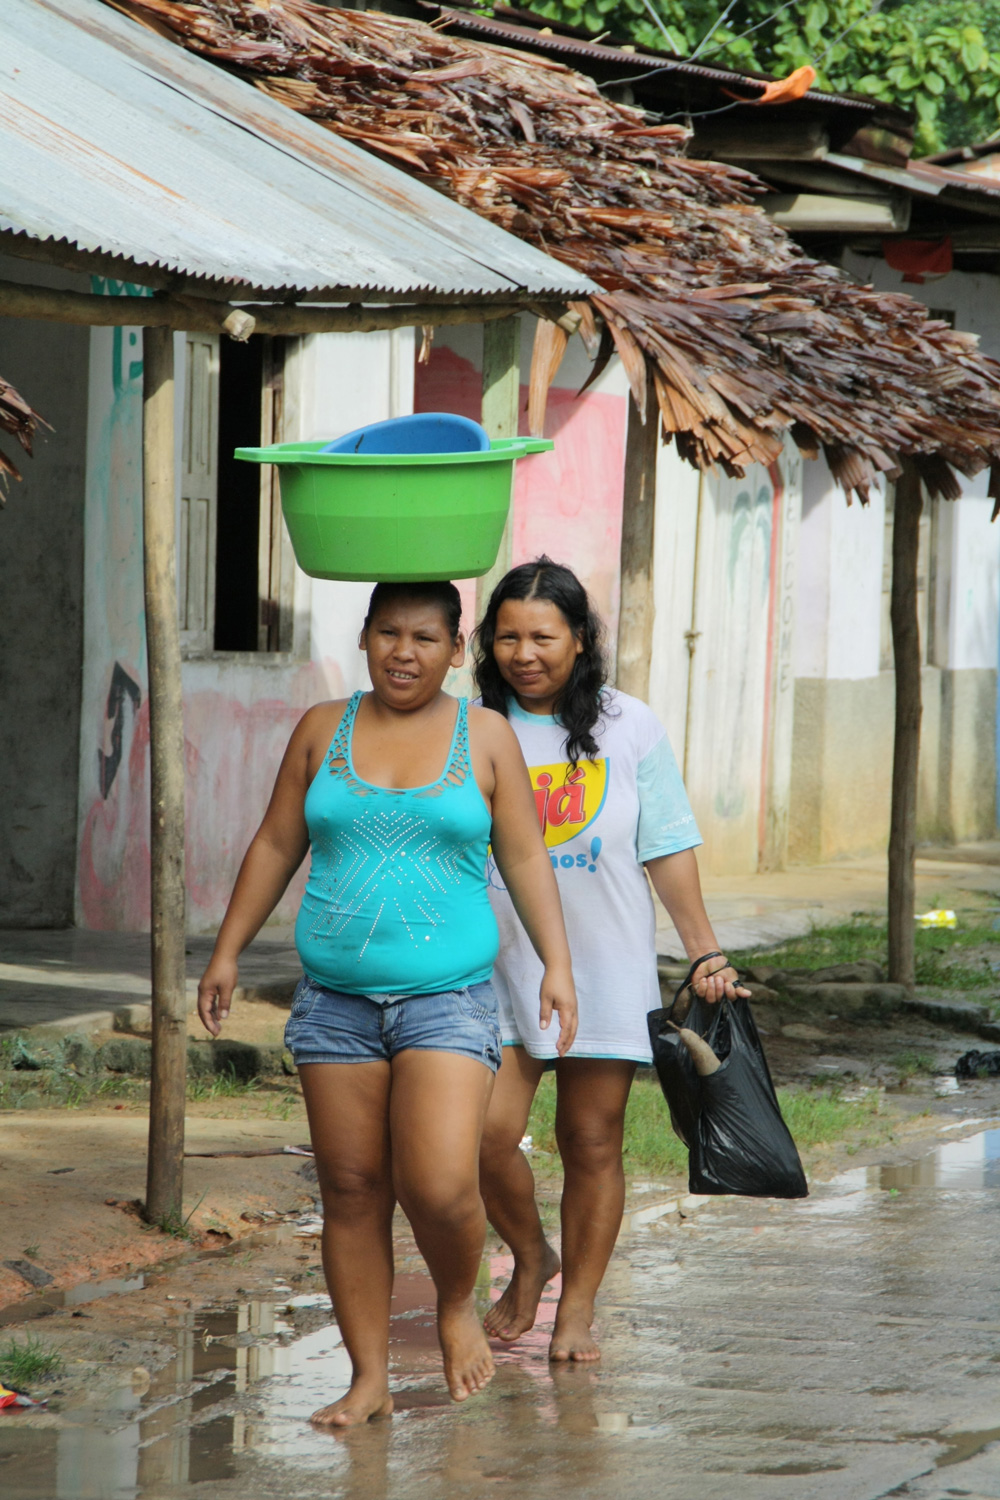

{"left": 961, "top": 39, "right": 988, "bottom": 71}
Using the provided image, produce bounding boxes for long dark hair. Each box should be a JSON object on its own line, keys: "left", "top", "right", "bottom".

{"left": 364, "top": 580, "right": 462, "bottom": 641}
{"left": 473, "top": 557, "right": 608, "bottom": 766}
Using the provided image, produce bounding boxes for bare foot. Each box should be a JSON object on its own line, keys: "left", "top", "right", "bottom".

{"left": 484, "top": 1242, "right": 561, "bottom": 1342}
{"left": 549, "top": 1306, "right": 600, "bottom": 1363}
{"left": 310, "top": 1376, "right": 393, "bottom": 1428}
{"left": 439, "top": 1295, "right": 496, "bottom": 1401}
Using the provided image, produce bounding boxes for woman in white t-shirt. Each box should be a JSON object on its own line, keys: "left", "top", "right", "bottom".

{"left": 475, "top": 558, "right": 748, "bottom": 1363}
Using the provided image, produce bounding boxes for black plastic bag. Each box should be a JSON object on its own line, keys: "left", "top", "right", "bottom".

{"left": 955, "top": 1048, "right": 1000, "bottom": 1079}
{"left": 647, "top": 975, "right": 808, "bottom": 1200}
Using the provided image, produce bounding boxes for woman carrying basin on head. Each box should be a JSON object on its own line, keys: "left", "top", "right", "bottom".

{"left": 475, "top": 558, "right": 748, "bottom": 1363}
{"left": 196, "top": 579, "right": 577, "bottom": 1425}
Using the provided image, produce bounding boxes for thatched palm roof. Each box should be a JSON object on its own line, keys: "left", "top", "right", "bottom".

{"left": 0, "top": 378, "right": 46, "bottom": 491}
{"left": 108, "top": 0, "right": 1000, "bottom": 503}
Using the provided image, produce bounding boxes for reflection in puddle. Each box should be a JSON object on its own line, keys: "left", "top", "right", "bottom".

{"left": 934, "top": 1425, "right": 1000, "bottom": 1468}
{"left": 3, "top": 1256, "right": 652, "bottom": 1498}
{"left": 875, "top": 1128, "right": 1000, "bottom": 1192}
{"left": 0, "top": 1274, "right": 147, "bottom": 1328}
{"left": 5, "top": 1267, "right": 487, "bottom": 1499}
{"left": 749, "top": 1461, "right": 847, "bottom": 1475}
{"left": 821, "top": 1128, "right": 1000, "bottom": 1202}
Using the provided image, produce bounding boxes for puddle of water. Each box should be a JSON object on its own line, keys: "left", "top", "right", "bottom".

{"left": 0, "top": 1226, "right": 296, "bottom": 1329}
{"left": 0, "top": 1274, "right": 146, "bottom": 1327}
{"left": 875, "top": 1128, "right": 1000, "bottom": 1192}
{"left": 822, "top": 1127, "right": 1000, "bottom": 1202}
{"left": 749, "top": 1461, "right": 847, "bottom": 1475}
{"left": 934, "top": 1426, "right": 1000, "bottom": 1467}
{"left": 0, "top": 1264, "right": 473, "bottom": 1499}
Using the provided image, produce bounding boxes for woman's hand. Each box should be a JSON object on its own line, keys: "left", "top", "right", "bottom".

{"left": 197, "top": 953, "right": 239, "bottom": 1036}
{"left": 691, "top": 956, "right": 751, "bottom": 1006}
{"left": 538, "top": 964, "right": 578, "bottom": 1056}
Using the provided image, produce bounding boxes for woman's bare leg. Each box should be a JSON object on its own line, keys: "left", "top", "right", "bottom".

{"left": 479, "top": 1046, "right": 560, "bottom": 1341}
{"left": 389, "top": 1049, "right": 497, "bottom": 1401}
{"left": 550, "top": 1059, "right": 636, "bottom": 1362}
{"left": 298, "top": 1061, "right": 395, "bottom": 1426}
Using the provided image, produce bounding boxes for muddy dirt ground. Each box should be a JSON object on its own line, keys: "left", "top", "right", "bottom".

{"left": 4, "top": 879, "right": 1000, "bottom": 1497}
{"left": 2, "top": 1092, "right": 1000, "bottom": 1500}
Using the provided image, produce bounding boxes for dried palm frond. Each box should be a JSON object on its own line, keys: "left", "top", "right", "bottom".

{"left": 107, "top": 0, "right": 1000, "bottom": 501}
{"left": 0, "top": 376, "right": 48, "bottom": 496}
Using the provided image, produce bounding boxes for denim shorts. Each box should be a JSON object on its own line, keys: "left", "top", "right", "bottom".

{"left": 284, "top": 975, "right": 503, "bottom": 1072}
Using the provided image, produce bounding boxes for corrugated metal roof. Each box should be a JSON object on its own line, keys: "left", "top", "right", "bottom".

{"left": 824, "top": 151, "right": 1000, "bottom": 214}
{"left": 0, "top": 0, "right": 594, "bottom": 302}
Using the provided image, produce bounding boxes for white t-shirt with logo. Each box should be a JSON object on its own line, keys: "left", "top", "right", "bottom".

{"left": 486, "top": 689, "right": 702, "bottom": 1062}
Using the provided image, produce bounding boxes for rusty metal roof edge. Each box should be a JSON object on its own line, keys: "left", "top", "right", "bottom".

{"left": 824, "top": 151, "right": 1000, "bottom": 215}
{"left": 0, "top": 227, "right": 580, "bottom": 305}
{"left": 431, "top": 5, "right": 880, "bottom": 113}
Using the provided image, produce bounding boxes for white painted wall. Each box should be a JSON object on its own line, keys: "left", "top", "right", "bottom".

{"left": 842, "top": 253, "right": 1000, "bottom": 677}
{"left": 648, "top": 441, "right": 700, "bottom": 756}
{"left": 795, "top": 457, "right": 886, "bottom": 681}
{"left": 651, "top": 443, "right": 803, "bottom": 874}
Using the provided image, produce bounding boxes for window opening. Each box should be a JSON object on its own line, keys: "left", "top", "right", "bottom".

{"left": 178, "top": 332, "right": 219, "bottom": 653}
{"left": 180, "top": 332, "right": 291, "bottom": 655}
{"left": 256, "top": 339, "right": 292, "bottom": 652}
{"left": 215, "top": 335, "right": 263, "bottom": 651}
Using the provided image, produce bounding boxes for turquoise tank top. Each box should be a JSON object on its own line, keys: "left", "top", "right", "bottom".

{"left": 295, "top": 692, "right": 499, "bottom": 996}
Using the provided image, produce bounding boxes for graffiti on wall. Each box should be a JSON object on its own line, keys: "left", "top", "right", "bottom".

{"left": 76, "top": 284, "right": 151, "bottom": 928}
{"left": 98, "top": 663, "right": 141, "bottom": 798}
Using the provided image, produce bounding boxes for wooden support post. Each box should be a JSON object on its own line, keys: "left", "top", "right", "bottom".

{"left": 615, "top": 382, "right": 659, "bottom": 699}
{"left": 476, "top": 317, "right": 521, "bottom": 616}
{"left": 0, "top": 276, "right": 547, "bottom": 340}
{"left": 887, "top": 461, "right": 923, "bottom": 991}
{"left": 142, "top": 326, "right": 188, "bottom": 1225}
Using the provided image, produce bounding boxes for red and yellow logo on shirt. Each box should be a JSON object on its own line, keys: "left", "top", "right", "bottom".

{"left": 530, "top": 759, "right": 608, "bottom": 849}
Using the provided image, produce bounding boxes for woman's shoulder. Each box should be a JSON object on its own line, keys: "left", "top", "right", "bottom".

{"left": 599, "top": 688, "right": 663, "bottom": 733}
{"left": 294, "top": 697, "right": 355, "bottom": 744}
{"left": 467, "top": 701, "right": 518, "bottom": 743}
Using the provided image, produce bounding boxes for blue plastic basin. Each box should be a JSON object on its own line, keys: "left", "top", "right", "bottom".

{"left": 320, "top": 412, "right": 490, "bottom": 456}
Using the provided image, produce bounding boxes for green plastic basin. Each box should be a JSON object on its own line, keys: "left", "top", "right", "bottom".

{"left": 235, "top": 436, "right": 553, "bottom": 581}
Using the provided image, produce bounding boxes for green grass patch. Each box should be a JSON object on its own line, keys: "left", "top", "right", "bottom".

{"left": 525, "top": 1072, "right": 885, "bottom": 1180}
{"left": 0, "top": 1335, "right": 62, "bottom": 1389}
{"left": 893, "top": 1051, "right": 936, "bottom": 1081}
{"left": 777, "top": 1085, "right": 882, "bottom": 1149}
{"left": 729, "top": 915, "right": 1000, "bottom": 993}
{"left": 186, "top": 1067, "right": 261, "bottom": 1102}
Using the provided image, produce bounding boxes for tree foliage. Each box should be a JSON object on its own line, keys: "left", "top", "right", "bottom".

{"left": 519, "top": 0, "right": 1000, "bottom": 154}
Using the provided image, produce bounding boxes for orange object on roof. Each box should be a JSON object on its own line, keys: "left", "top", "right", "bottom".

{"left": 725, "top": 65, "right": 817, "bottom": 105}
{"left": 754, "top": 65, "right": 816, "bottom": 104}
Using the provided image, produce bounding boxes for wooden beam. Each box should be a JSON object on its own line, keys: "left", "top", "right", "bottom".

{"left": 476, "top": 317, "right": 522, "bottom": 616}
{"left": 616, "top": 382, "right": 659, "bottom": 699}
{"left": 887, "top": 462, "right": 923, "bottom": 990}
{"left": 764, "top": 193, "right": 910, "bottom": 235}
{"left": 0, "top": 278, "right": 558, "bottom": 337}
{"left": 142, "top": 325, "right": 188, "bottom": 1227}
{"left": 692, "top": 119, "right": 829, "bottom": 161}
